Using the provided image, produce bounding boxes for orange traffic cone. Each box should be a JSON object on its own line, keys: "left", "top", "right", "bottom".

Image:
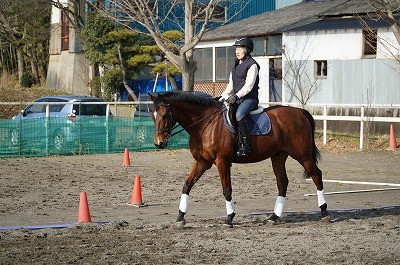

{"left": 387, "top": 124, "right": 399, "bottom": 151}
{"left": 123, "top": 148, "right": 130, "bottom": 166}
{"left": 78, "top": 192, "right": 92, "bottom": 222}
{"left": 127, "top": 176, "right": 146, "bottom": 207}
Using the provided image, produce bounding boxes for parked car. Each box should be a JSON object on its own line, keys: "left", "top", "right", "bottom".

{"left": 10, "top": 96, "right": 113, "bottom": 153}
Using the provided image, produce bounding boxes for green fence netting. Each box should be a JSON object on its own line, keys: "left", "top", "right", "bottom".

{"left": 0, "top": 116, "right": 189, "bottom": 157}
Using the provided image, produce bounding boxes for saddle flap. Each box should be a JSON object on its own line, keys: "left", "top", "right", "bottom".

{"left": 223, "top": 106, "right": 271, "bottom": 136}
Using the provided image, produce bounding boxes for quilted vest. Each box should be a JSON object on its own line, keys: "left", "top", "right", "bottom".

{"left": 232, "top": 56, "right": 260, "bottom": 100}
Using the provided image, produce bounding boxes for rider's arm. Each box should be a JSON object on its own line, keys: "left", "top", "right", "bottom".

{"left": 236, "top": 64, "right": 258, "bottom": 99}
{"left": 220, "top": 72, "right": 233, "bottom": 100}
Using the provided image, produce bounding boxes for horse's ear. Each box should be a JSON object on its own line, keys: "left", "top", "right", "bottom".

{"left": 148, "top": 92, "right": 158, "bottom": 101}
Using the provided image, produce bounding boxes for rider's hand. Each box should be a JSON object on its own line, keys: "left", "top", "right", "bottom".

{"left": 226, "top": 95, "right": 238, "bottom": 105}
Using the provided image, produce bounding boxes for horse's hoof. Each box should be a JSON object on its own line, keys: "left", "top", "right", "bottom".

{"left": 175, "top": 220, "right": 186, "bottom": 228}
{"left": 263, "top": 219, "right": 278, "bottom": 225}
{"left": 264, "top": 213, "right": 279, "bottom": 225}
{"left": 223, "top": 212, "right": 235, "bottom": 228}
{"left": 320, "top": 212, "right": 331, "bottom": 223}
{"left": 223, "top": 222, "right": 234, "bottom": 228}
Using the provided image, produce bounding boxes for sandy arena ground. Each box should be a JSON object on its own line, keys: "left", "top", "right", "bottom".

{"left": 0, "top": 148, "right": 399, "bottom": 264}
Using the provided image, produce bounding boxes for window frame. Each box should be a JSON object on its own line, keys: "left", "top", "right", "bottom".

{"left": 194, "top": 47, "right": 213, "bottom": 82}
{"left": 362, "top": 28, "right": 377, "bottom": 58}
{"left": 266, "top": 34, "right": 282, "bottom": 56}
{"left": 61, "top": 10, "right": 70, "bottom": 51}
{"left": 314, "top": 60, "right": 328, "bottom": 79}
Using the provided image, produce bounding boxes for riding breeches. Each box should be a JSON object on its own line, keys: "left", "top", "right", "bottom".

{"left": 235, "top": 97, "right": 258, "bottom": 121}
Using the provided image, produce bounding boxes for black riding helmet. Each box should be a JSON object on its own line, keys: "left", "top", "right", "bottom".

{"left": 233, "top": 37, "right": 254, "bottom": 53}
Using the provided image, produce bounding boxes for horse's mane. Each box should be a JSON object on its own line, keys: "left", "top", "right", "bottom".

{"left": 160, "top": 91, "right": 221, "bottom": 108}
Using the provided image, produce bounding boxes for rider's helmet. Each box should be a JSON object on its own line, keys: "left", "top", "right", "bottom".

{"left": 233, "top": 37, "right": 254, "bottom": 53}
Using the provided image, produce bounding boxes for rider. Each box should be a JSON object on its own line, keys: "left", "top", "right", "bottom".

{"left": 220, "top": 37, "right": 260, "bottom": 156}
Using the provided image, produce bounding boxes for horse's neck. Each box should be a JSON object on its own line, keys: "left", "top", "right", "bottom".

{"left": 172, "top": 104, "right": 216, "bottom": 133}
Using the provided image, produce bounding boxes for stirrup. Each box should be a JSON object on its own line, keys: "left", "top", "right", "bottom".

{"left": 236, "top": 144, "right": 249, "bottom": 156}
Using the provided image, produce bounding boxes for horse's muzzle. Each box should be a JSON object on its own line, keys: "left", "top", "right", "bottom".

{"left": 154, "top": 141, "right": 167, "bottom": 149}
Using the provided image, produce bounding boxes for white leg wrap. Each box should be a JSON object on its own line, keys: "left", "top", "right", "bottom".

{"left": 179, "top": 194, "right": 189, "bottom": 213}
{"left": 225, "top": 200, "right": 235, "bottom": 215}
{"left": 317, "top": 189, "right": 327, "bottom": 207}
{"left": 274, "top": 196, "right": 286, "bottom": 217}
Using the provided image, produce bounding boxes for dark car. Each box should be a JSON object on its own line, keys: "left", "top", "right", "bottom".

{"left": 10, "top": 96, "right": 113, "bottom": 153}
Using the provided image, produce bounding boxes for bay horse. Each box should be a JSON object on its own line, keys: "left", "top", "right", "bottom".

{"left": 149, "top": 91, "right": 330, "bottom": 227}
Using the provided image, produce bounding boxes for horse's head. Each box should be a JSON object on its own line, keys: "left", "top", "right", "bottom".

{"left": 149, "top": 92, "right": 177, "bottom": 149}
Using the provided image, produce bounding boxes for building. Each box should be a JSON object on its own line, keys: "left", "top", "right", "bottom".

{"left": 195, "top": 0, "right": 400, "bottom": 106}
{"left": 46, "top": 0, "right": 281, "bottom": 96}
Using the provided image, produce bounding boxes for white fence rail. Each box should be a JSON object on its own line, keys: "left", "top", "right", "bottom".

{"left": 262, "top": 102, "right": 400, "bottom": 150}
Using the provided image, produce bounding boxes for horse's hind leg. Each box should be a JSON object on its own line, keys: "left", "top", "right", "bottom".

{"left": 216, "top": 159, "right": 236, "bottom": 228}
{"left": 266, "top": 151, "right": 289, "bottom": 224}
{"left": 300, "top": 159, "right": 330, "bottom": 220}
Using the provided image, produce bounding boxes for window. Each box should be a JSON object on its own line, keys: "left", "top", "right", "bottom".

{"left": 269, "top": 58, "right": 282, "bottom": 80}
{"left": 194, "top": 48, "right": 213, "bottom": 82}
{"left": 215, "top": 46, "right": 235, "bottom": 81}
{"left": 25, "top": 104, "right": 45, "bottom": 114}
{"left": 61, "top": 10, "right": 69, "bottom": 51}
{"left": 73, "top": 104, "right": 106, "bottom": 116}
{"left": 363, "top": 29, "right": 377, "bottom": 57}
{"left": 315, "top": 60, "right": 328, "bottom": 78}
{"left": 252, "top": 37, "right": 266, "bottom": 57}
{"left": 47, "top": 99, "right": 67, "bottom": 112}
{"left": 267, "top": 35, "right": 282, "bottom": 56}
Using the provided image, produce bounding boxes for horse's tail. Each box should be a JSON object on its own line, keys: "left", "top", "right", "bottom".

{"left": 300, "top": 108, "right": 321, "bottom": 165}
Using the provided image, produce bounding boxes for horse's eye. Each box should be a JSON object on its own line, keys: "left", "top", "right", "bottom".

{"left": 162, "top": 115, "right": 168, "bottom": 121}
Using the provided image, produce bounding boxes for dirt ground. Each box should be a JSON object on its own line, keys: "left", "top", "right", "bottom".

{"left": 0, "top": 147, "right": 399, "bottom": 264}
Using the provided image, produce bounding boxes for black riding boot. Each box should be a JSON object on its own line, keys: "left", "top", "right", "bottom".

{"left": 237, "top": 118, "right": 251, "bottom": 156}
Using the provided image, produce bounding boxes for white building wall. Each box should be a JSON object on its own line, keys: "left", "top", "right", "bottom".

{"left": 282, "top": 28, "right": 400, "bottom": 105}
{"left": 51, "top": 0, "right": 67, "bottom": 24}
{"left": 377, "top": 28, "right": 400, "bottom": 59}
{"left": 284, "top": 29, "right": 362, "bottom": 60}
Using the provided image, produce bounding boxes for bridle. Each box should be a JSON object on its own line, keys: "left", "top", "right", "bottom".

{"left": 154, "top": 103, "right": 175, "bottom": 137}
{"left": 154, "top": 102, "right": 226, "bottom": 138}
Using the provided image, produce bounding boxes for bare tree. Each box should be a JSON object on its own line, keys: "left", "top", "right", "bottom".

{"left": 95, "top": 0, "right": 236, "bottom": 91}
{"left": 366, "top": 0, "right": 400, "bottom": 44}
{"left": 357, "top": 0, "right": 400, "bottom": 73}
{"left": 281, "top": 45, "right": 322, "bottom": 107}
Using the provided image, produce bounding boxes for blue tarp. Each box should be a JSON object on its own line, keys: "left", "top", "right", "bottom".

{"left": 119, "top": 77, "right": 182, "bottom": 101}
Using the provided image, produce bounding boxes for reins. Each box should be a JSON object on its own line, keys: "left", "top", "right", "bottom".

{"left": 169, "top": 105, "right": 226, "bottom": 137}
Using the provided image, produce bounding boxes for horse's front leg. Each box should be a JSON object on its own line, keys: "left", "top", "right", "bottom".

{"left": 176, "top": 159, "right": 212, "bottom": 228}
{"left": 216, "top": 159, "right": 235, "bottom": 228}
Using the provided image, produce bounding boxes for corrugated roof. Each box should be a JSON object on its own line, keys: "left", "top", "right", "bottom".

{"left": 286, "top": 16, "right": 399, "bottom": 32}
{"left": 201, "top": 0, "right": 382, "bottom": 41}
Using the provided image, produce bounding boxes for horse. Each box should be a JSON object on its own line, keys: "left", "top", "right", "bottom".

{"left": 149, "top": 91, "right": 330, "bottom": 227}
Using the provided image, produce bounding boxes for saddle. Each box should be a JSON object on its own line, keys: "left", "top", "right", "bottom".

{"left": 223, "top": 105, "right": 271, "bottom": 135}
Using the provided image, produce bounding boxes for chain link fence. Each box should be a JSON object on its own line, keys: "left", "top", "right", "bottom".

{"left": 0, "top": 112, "right": 189, "bottom": 158}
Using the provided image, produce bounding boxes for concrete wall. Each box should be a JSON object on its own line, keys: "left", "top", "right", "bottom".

{"left": 47, "top": 0, "right": 90, "bottom": 95}
{"left": 46, "top": 51, "right": 90, "bottom": 96}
